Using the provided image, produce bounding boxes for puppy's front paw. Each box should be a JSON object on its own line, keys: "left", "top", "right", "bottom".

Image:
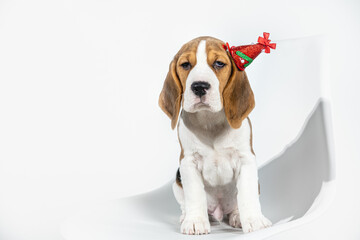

{"left": 240, "top": 213, "right": 272, "bottom": 233}
{"left": 181, "top": 216, "right": 211, "bottom": 235}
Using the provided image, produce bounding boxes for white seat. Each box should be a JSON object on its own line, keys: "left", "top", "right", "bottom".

{"left": 60, "top": 36, "right": 336, "bottom": 240}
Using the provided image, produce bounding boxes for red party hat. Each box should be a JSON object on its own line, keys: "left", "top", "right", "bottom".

{"left": 224, "top": 32, "right": 276, "bottom": 71}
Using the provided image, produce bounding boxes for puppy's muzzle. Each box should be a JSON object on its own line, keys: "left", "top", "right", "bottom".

{"left": 191, "top": 81, "right": 211, "bottom": 97}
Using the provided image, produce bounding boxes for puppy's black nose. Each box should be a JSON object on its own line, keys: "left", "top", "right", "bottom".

{"left": 191, "top": 81, "right": 211, "bottom": 97}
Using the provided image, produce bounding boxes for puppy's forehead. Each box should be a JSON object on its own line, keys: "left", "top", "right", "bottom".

{"left": 175, "top": 37, "right": 226, "bottom": 59}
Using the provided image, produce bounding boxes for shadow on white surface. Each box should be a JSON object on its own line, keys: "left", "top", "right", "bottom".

{"left": 60, "top": 99, "right": 336, "bottom": 240}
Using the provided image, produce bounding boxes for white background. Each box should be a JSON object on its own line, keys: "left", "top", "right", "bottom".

{"left": 0, "top": 0, "right": 359, "bottom": 239}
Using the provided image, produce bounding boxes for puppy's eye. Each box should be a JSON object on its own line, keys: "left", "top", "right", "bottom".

{"left": 180, "top": 62, "right": 191, "bottom": 70}
{"left": 213, "top": 61, "right": 225, "bottom": 70}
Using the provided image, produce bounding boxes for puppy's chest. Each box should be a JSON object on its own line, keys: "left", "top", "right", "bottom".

{"left": 179, "top": 115, "right": 250, "bottom": 187}
{"left": 197, "top": 147, "right": 240, "bottom": 187}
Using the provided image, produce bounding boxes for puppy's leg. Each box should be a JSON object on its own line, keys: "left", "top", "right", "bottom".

{"left": 172, "top": 182, "right": 186, "bottom": 223}
{"left": 180, "top": 156, "right": 210, "bottom": 235}
{"left": 237, "top": 154, "right": 272, "bottom": 233}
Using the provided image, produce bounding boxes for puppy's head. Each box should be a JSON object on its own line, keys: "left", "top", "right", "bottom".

{"left": 159, "top": 37, "right": 254, "bottom": 129}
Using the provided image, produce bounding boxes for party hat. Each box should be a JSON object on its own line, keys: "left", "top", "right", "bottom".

{"left": 224, "top": 32, "right": 276, "bottom": 71}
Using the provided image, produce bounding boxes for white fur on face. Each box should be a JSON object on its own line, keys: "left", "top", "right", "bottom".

{"left": 183, "top": 40, "right": 223, "bottom": 113}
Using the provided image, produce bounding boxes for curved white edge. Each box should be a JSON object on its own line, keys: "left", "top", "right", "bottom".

{"left": 320, "top": 98, "right": 336, "bottom": 179}
{"left": 259, "top": 98, "right": 335, "bottom": 171}
{"left": 245, "top": 181, "right": 336, "bottom": 240}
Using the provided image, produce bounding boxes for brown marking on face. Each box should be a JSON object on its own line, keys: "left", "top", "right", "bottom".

{"left": 247, "top": 117, "right": 255, "bottom": 155}
{"left": 205, "top": 38, "right": 232, "bottom": 106}
{"left": 159, "top": 37, "right": 206, "bottom": 129}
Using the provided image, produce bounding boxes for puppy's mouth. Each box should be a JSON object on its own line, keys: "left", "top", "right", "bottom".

{"left": 195, "top": 102, "right": 209, "bottom": 107}
{"left": 193, "top": 99, "right": 210, "bottom": 110}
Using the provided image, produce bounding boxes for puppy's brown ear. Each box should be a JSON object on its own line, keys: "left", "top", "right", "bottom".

{"left": 223, "top": 59, "right": 255, "bottom": 129}
{"left": 159, "top": 60, "right": 182, "bottom": 129}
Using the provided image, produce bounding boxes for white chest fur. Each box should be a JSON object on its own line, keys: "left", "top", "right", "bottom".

{"left": 201, "top": 147, "right": 238, "bottom": 186}
{"left": 178, "top": 110, "right": 254, "bottom": 187}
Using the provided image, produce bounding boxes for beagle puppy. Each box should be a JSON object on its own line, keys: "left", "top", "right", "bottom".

{"left": 159, "top": 37, "right": 272, "bottom": 235}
